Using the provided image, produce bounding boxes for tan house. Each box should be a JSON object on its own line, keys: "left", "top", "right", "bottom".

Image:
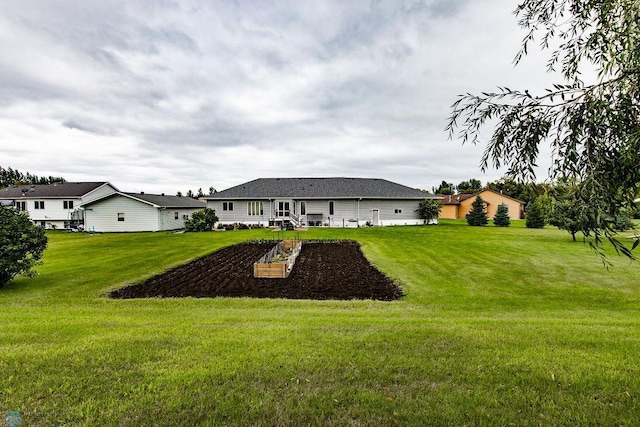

{"left": 439, "top": 189, "right": 525, "bottom": 220}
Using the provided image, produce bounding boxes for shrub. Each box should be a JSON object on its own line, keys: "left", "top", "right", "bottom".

{"left": 417, "top": 198, "right": 441, "bottom": 224}
{"left": 184, "top": 208, "right": 218, "bottom": 232}
{"left": 0, "top": 205, "right": 48, "bottom": 287}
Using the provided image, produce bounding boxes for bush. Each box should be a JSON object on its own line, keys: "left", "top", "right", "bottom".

{"left": 466, "top": 196, "right": 488, "bottom": 226}
{"left": 493, "top": 203, "right": 511, "bottom": 227}
{"left": 184, "top": 208, "right": 218, "bottom": 232}
{"left": 417, "top": 198, "right": 441, "bottom": 224}
{"left": 0, "top": 205, "right": 48, "bottom": 287}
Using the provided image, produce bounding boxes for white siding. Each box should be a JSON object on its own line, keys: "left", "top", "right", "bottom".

{"left": 208, "top": 197, "right": 424, "bottom": 227}
{"left": 26, "top": 198, "right": 82, "bottom": 228}
{"left": 207, "top": 199, "right": 270, "bottom": 225}
{"left": 161, "top": 208, "right": 203, "bottom": 230}
{"left": 84, "top": 196, "right": 160, "bottom": 232}
{"left": 358, "top": 200, "right": 422, "bottom": 226}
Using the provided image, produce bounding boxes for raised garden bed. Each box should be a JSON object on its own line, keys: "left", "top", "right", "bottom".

{"left": 109, "top": 240, "right": 403, "bottom": 301}
{"left": 254, "top": 240, "right": 302, "bottom": 278}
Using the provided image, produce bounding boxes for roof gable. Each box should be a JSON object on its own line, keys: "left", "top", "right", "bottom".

{"left": 205, "top": 178, "right": 434, "bottom": 200}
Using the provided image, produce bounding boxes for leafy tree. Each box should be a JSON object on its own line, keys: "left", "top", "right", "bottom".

{"left": 457, "top": 179, "right": 482, "bottom": 194}
{"left": 466, "top": 196, "right": 488, "bottom": 226}
{"left": 525, "top": 197, "right": 547, "bottom": 229}
{"left": 176, "top": 191, "right": 183, "bottom": 197}
{"left": 547, "top": 184, "right": 594, "bottom": 240}
{"left": 417, "top": 198, "right": 441, "bottom": 224}
{"left": 186, "top": 190, "right": 195, "bottom": 199}
{"left": 184, "top": 208, "right": 218, "bottom": 232}
{"left": 1, "top": 166, "right": 65, "bottom": 188}
{"left": 485, "top": 176, "right": 548, "bottom": 204}
{"left": 208, "top": 186, "right": 217, "bottom": 195}
{"left": 432, "top": 180, "right": 455, "bottom": 195}
{"left": 196, "top": 188, "right": 205, "bottom": 198}
{"left": 493, "top": 203, "right": 511, "bottom": 227}
{"left": 447, "top": 0, "right": 640, "bottom": 259}
{"left": 0, "top": 205, "right": 48, "bottom": 287}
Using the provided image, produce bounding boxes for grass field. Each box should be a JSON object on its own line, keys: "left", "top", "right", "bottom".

{"left": 1, "top": 220, "right": 639, "bottom": 425}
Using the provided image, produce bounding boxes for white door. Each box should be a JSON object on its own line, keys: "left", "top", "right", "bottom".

{"left": 372, "top": 209, "right": 379, "bottom": 226}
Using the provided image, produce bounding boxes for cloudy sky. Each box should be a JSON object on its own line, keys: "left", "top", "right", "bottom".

{"left": 0, "top": 0, "right": 558, "bottom": 195}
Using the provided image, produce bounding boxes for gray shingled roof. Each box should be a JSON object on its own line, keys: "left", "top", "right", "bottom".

{"left": 123, "top": 192, "right": 206, "bottom": 208}
{"left": 205, "top": 178, "right": 434, "bottom": 200}
{"left": 81, "top": 192, "right": 205, "bottom": 209}
{"left": 1, "top": 182, "right": 110, "bottom": 198}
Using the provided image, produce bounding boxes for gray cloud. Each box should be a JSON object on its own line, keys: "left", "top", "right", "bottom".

{"left": 0, "top": 0, "right": 558, "bottom": 194}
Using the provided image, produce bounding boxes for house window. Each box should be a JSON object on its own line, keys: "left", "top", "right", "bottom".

{"left": 300, "top": 201, "right": 306, "bottom": 215}
{"left": 174, "top": 212, "right": 179, "bottom": 220}
{"left": 117, "top": 213, "right": 125, "bottom": 222}
{"left": 247, "top": 201, "right": 263, "bottom": 216}
{"left": 223, "top": 202, "right": 234, "bottom": 211}
{"left": 183, "top": 215, "right": 189, "bottom": 220}
{"left": 63, "top": 200, "right": 74, "bottom": 209}
{"left": 34, "top": 201, "right": 45, "bottom": 209}
{"left": 16, "top": 201, "right": 26, "bottom": 211}
{"left": 329, "top": 201, "right": 335, "bottom": 216}
{"left": 394, "top": 209, "right": 403, "bottom": 214}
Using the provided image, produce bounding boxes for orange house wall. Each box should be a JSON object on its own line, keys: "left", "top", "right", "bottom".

{"left": 440, "top": 204, "right": 458, "bottom": 219}
{"left": 459, "top": 191, "right": 523, "bottom": 220}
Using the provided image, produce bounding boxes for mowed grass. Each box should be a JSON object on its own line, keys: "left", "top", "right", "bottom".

{"left": 1, "top": 221, "right": 639, "bottom": 426}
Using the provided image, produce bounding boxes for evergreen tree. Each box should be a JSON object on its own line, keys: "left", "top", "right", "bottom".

{"left": 466, "top": 196, "right": 488, "bottom": 226}
{"left": 526, "top": 198, "right": 546, "bottom": 229}
{"left": 493, "top": 203, "right": 510, "bottom": 227}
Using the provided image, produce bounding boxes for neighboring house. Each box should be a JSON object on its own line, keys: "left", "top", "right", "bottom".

{"left": 0, "top": 182, "right": 118, "bottom": 229}
{"left": 203, "top": 177, "right": 438, "bottom": 228}
{"left": 439, "top": 189, "right": 525, "bottom": 220}
{"left": 81, "top": 192, "right": 206, "bottom": 232}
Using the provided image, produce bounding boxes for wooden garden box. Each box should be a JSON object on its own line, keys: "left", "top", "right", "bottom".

{"left": 253, "top": 240, "right": 302, "bottom": 278}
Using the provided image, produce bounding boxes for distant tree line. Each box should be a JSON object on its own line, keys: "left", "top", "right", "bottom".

{"left": 0, "top": 166, "right": 66, "bottom": 188}
{"left": 176, "top": 187, "right": 216, "bottom": 199}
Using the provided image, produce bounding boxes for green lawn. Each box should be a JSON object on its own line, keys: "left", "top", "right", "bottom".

{"left": 1, "top": 221, "right": 639, "bottom": 426}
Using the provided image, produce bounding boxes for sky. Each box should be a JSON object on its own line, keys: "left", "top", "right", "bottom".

{"left": 0, "top": 0, "right": 559, "bottom": 195}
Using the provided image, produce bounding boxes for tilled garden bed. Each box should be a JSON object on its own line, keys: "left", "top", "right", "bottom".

{"left": 110, "top": 240, "right": 403, "bottom": 301}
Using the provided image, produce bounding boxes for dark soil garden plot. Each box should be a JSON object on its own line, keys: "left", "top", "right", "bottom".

{"left": 110, "top": 241, "right": 403, "bottom": 301}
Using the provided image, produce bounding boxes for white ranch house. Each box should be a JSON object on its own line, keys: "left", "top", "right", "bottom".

{"left": 0, "top": 182, "right": 117, "bottom": 230}
{"left": 204, "top": 177, "right": 438, "bottom": 228}
{"left": 81, "top": 192, "right": 205, "bottom": 232}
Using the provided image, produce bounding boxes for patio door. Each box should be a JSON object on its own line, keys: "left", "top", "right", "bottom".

{"left": 275, "top": 201, "right": 290, "bottom": 218}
